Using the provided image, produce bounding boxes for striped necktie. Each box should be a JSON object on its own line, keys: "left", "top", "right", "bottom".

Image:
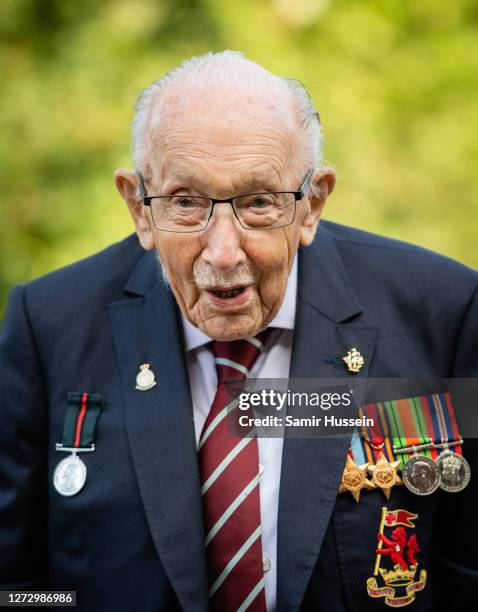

{"left": 198, "top": 333, "right": 268, "bottom": 612}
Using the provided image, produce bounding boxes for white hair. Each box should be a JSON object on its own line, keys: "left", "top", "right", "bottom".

{"left": 131, "top": 50, "right": 323, "bottom": 177}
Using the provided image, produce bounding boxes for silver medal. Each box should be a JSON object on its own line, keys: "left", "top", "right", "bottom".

{"left": 402, "top": 454, "right": 440, "bottom": 496}
{"left": 53, "top": 453, "right": 87, "bottom": 497}
{"left": 436, "top": 451, "right": 471, "bottom": 493}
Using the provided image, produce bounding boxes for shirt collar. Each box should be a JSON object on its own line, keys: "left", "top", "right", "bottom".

{"left": 181, "top": 255, "right": 298, "bottom": 352}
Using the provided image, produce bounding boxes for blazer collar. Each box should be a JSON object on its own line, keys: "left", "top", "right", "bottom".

{"left": 298, "top": 221, "right": 362, "bottom": 322}
{"left": 122, "top": 243, "right": 160, "bottom": 297}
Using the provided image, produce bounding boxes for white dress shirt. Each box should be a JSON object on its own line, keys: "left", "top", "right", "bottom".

{"left": 181, "top": 257, "right": 297, "bottom": 612}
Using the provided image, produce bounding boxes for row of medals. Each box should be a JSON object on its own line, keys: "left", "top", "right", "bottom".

{"left": 340, "top": 443, "right": 471, "bottom": 502}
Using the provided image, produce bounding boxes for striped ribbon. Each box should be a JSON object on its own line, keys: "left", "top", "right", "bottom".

{"left": 418, "top": 392, "right": 463, "bottom": 459}
{"left": 62, "top": 392, "right": 104, "bottom": 448}
{"left": 358, "top": 401, "right": 396, "bottom": 464}
{"left": 350, "top": 393, "right": 462, "bottom": 469}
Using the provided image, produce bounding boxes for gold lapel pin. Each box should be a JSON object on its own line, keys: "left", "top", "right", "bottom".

{"left": 342, "top": 347, "right": 364, "bottom": 373}
{"left": 135, "top": 363, "right": 157, "bottom": 391}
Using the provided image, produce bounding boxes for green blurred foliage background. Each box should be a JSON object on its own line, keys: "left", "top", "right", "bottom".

{"left": 1, "top": 0, "right": 477, "bottom": 315}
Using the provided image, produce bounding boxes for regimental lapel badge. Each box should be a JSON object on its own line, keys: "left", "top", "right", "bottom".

{"left": 342, "top": 347, "right": 364, "bottom": 373}
{"left": 367, "top": 506, "right": 427, "bottom": 607}
{"left": 135, "top": 363, "right": 157, "bottom": 391}
{"left": 53, "top": 392, "right": 104, "bottom": 497}
{"left": 338, "top": 455, "right": 375, "bottom": 503}
{"left": 368, "top": 452, "right": 403, "bottom": 500}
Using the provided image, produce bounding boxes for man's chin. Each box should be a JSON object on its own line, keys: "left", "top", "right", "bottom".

{"left": 196, "top": 313, "right": 263, "bottom": 341}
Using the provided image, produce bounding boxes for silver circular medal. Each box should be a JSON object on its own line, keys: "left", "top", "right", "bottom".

{"left": 402, "top": 454, "right": 440, "bottom": 496}
{"left": 53, "top": 453, "right": 87, "bottom": 497}
{"left": 436, "top": 451, "right": 471, "bottom": 493}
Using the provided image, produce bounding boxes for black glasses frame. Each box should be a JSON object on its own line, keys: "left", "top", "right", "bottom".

{"left": 138, "top": 170, "right": 312, "bottom": 233}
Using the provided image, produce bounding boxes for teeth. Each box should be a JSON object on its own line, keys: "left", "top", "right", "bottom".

{"left": 214, "top": 288, "right": 243, "bottom": 299}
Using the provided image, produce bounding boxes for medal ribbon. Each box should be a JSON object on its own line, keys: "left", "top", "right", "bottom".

{"left": 351, "top": 393, "right": 463, "bottom": 469}
{"left": 358, "top": 393, "right": 463, "bottom": 469}
{"left": 62, "top": 392, "right": 104, "bottom": 448}
{"left": 357, "top": 402, "right": 395, "bottom": 464}
{"left": 418, "top": 392, "right": 463, "bottom": 459}
{"left": 381, "top": 397, "right": 432, "bottom": 469}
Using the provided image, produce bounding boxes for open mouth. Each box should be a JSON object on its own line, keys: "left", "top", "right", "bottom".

{"left": 210, "top": 287, "right": 245, "bottom": 299}
{"left": 205, "top": 285, "right": 252, "bottom": 306}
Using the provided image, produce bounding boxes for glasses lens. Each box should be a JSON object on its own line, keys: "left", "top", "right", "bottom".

{"left": 149, "top": 196, "right": 212, "bottom": 232}
{"left": 233, "top": 193, "right": 296, "bottom": 229}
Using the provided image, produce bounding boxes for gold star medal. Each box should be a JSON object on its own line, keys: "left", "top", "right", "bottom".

{"left": 338, "top": 455, "right": 376, "bottom": 503}
{"left": 367, "top": 452, "right": 402, "bottom": 499}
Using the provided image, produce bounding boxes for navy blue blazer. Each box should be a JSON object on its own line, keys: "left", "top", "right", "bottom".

{"left": 1, "top": 220, "right": 477, "bottom": 611}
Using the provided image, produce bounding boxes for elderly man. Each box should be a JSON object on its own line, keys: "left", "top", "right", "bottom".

{"left": 0, "top": 51, "right": 477, "bottom": 612}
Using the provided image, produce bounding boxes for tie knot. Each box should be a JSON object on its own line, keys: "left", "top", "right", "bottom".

{"left": 212, "top": 331, "right": 268, "bottom": 385}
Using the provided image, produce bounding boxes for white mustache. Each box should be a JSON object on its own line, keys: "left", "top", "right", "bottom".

{"left": 193, "top": 260, "right": 259, "bottom": 289}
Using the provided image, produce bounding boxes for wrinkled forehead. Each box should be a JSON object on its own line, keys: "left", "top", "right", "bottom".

{"left": 143, "top": 81, "right": 301, "bottom": 184}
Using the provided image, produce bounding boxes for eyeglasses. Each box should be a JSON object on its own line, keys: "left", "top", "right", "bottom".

{"left": 138, "top": 171, "right": 312, "bottom": 233}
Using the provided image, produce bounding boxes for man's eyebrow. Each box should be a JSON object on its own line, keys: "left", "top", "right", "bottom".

{"left": 164, "top": 169, "right": 282, "bottom": 194}
{"left": 164, "top": 167, "right": 198, "bottom": 184}
{"left": 240, "top": 176, "right": 280, "bottom": 192}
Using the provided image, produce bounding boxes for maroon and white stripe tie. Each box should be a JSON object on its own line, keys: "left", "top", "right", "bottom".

{"left": 198, "top": 334, "right": 268, "bottom": 612}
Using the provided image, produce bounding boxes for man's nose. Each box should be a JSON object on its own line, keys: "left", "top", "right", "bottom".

{"left": 200, "top": 204, "right": 247, "bottom": 272}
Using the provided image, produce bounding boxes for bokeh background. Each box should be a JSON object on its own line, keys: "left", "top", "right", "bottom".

{"left": 1, "top": 0, "right": 477, "bottom": 315}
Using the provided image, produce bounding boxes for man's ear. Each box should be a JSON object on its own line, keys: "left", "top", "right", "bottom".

{"left": 299, "top": 168, "right": 336, "bottom": 247}
{"left": 114, "top": 169, "right": 155, "bottom": 250}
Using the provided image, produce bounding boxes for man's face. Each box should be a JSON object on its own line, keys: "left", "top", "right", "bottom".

{"left": 116, "top": 89, "right": 335, "bottom": 340}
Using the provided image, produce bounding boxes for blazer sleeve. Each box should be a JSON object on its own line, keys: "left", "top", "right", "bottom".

{"left": 0, "top": 285, "right": 48, "bottom": 588}
{"left": 434, "top": 281, "right": 478, "bottom": 608}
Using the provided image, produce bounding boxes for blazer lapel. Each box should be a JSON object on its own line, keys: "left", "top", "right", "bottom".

{"left": 108, "top": 250, "right": 209, "bottom": 612}
{"left": 276, "top": 225, "right": 378, "bottom": 612}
